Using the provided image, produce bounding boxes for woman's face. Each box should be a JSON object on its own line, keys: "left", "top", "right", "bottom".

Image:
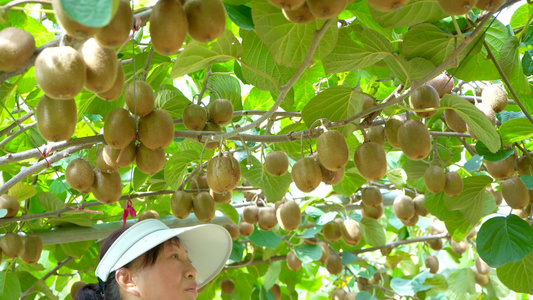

{"left": 132, "top": 241, "right": 198, "bottom": 299}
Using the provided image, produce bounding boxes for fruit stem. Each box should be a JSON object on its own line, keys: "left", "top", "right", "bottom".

{"left": 197, "top": 65, "right": 212, "bottom": 104}
{"left": 451, "top": 16, "right": 465, "bottom": 43}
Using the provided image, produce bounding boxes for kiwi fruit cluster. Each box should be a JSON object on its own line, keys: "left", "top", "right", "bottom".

{"left": 276, "top": 199, "right": 301, "bottom": 231}
{"left": 0, "top": 232, "right": 42, "bottom": 264}
{"left": 269, "top": 0, "right": 348, "bottom": 23}
{"left": 393, "top": 194, "right": 422, "bottom": 226}
{"left": 0, "top": 27, "right": 36, "bottom": 72}
{"left": 0, "top": 194, "right": 19, "bottom": 218}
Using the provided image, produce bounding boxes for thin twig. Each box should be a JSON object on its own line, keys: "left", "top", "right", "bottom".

{"left": 0, "top": 122, "right": 36, "bottom": 148}
{"left": 197, "top": 65, "right": 211, "bottom": 104}
{"left": 20, "top": 256, "right": 74, "bottom": 299}
{"left": 0, "top": 0, "right": 51, "bottom": 11}
{"left": 0, "top": 111, "right": 34, "bottom": 137}
{"left": 141, "top": 47, "right": 154, "bottom": 82}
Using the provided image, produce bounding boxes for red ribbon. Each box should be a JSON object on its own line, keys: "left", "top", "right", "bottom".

{"left": 121, "top": 199, "right": 137, "bottom": 228}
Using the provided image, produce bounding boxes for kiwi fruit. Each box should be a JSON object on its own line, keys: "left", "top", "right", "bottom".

{"left": 318, "top": 241, "right": 329, "bottom": 263}
{"left": 367, "top": 0, "right": 409, "bottom": 11}
{"left": 476, "top": 0, "right": 505, "bottom": 10}
{"left": 136, "top": 143, "right": 166, "bottom": 174}
{"left": 190, "top": 173, "right": 209, "bottom": 195}
{"left": 443, "top": 171, "right": 463, "bottom": 196}
{"left": 326, "top": 252, "right": 343, "bottom": 275}
{"left": 472, "top": 269, "right": 490, "bottom": 286}
{"left": 184, "top": 0, "right": 226, "bottom": 42}
{"left": 319, "top": 159, "right": 345, "bottom": 185}
{"left": 331, "top": 288, "right": 347, "bottom": 300}
{"left": 482, "top": 84, "right": 507, "bottom": 113}
{"left": 96, "top": 147, "right": 119, "bottom": 173}
{"left": 427, "top": 73, "right": 454, "bottom": 98}
{"left": 220, "top": 278, "right": 235, "bottom": 294}
{"left": 150, "top": 0, "right": 188, "bottom": 55}
{"left": 0, "top": 27, "right": 35, "bottom": 72}
{"left": 424, "top": 165, "right": 446, "bottom": 193}
{"left": 65, "top": 158, "right": 95, "bottom": 193}
{"left": 501, "top": 177, "right": 530, "bottom": 209}
{"left": 354, "top": 142, "right": 387, "bottom": 181}
{"left": 206, "top": 154, "right": 241, "bottom": 193}
{"left": 269, "top": 0, "right": 305, "bottom": 9}
{"left": 425, "top": 255, "right": 439, "bottom": 274}
{"left": 202, "top": 121, "right": 222, "bottom": 150}
{"left": 70, "top": 281, "right": 86, "bottom": 298}
{"left": 81, "top": 38, "right": 118, "bottom": 93}
{"left": 475, "top": 256, "right": 491, "bottom": 275}
{"left": 340, "top": 219, "right": 361, "bottom": 246}
{"left": 20, "top": 235, "right": 43, "bottom": 264}
{"left": 322, "top": 221, "right": 341, "bottom": 242}
{"left": 271, "top": 284, "right": 281, "bottom": 300}
{"left": 258, "top": 206, "right": 278, "bottom": 230}
{"left": 36, "top": 96, "right": 77, "bottom": 142}
{"left": 239, "top": 221, "right": 254, "bottom": 237}
{"left": 97, "top": 60, "right": 125, "bottom": 101}
{"left": 102, "top": 143, "right": 136, "bottom": 168}
{"left": 393, "top": 194, "right": 415, "bottom": 221}
{"left": 35, "top": 46, "right": 86, "bottom": 99}
{"left": 398, "top": 119, "right": 431, "bottom": 161}
{"left": 0, "top": 195, "right": 19, "bottom": 218}
{"left": 104, "top": 107, "right": 135, "bottom": 149}
{"left": 444, "top": 109, "right": 467, "bottom": 132}
{"left": 517, "top": 155, "right": 533, "bottom": 176}
{"left": 316, "top": 130, "right": 349, "bottom": 171}
{"left": 138, "top": 109, "right": 175, "bottom": 150}
{"left": 224, "top": 223, "right": 239, "bottom": 240}
{"left": 489, "top": 189, "right": 503, "bottom": 205}
{"left": 91, "top": 171, "right": 122, "bottom": 204}
{"left": 450, "top": 239, "right": 468, "bottom": 254}
{"left": 362, "top": 203, "right": 384, "bottom": 219}
{"left": 138, "top": 210, "right": 160, "bottom": 221}
{"left": 344, "top": 292, "right": 357, "bottom": 300}
{"left": 437, "top": 0, "right": 477, "bottom": 15}
{"left": 357, "top": 277, "right": 371, "bottom": 292}
{"left": 286, "top": 250, "right": 302, "bottom": 271}
{"left": 427, "top": 238, "right": 444, "bottom": 250}
{"left": 125, "top": 80, "right": 155, "bottom": 117}
{"left": 283, "top": 3, "right": 316, "bottom": 24}
{"left": 276, "top": 200, "right": 301, "bottom": 231}
{"left": 413, "top": 195, "right": 428, "bottom": 216}
{"left": 171, "top": 190, "right": 193, "bottom": 219}
{"left": 265, "top": 151, "right": 289, "bottom": 177}
{"left": 210, "top": 190, "right": 232, "bottom": 204}
{"left": 401, "top": 214, "right": 419, "bottom": 226}
{"left": 385, "top": 114, "right": 406, "bottom": 148}
{"left": 467, "top": 103, "right": 496, "bottom": 139}
{"left": 409, "top": 84, "right": 440, "bottom": 118}
{"left": 95, "top": 0, "right": 133, "bottom": 48}
{"left": 183, "top": 104, "right": 207, "bottom": 131}
{"left": 429, "top": 220, "right": 447, "bottom": 235}
{"left": 0, "top": 233, "right": 23, "bottom": 258}
{"left": 365, "top": 125, "right": 386, "bottom": 146}
{"left": 512, "top": 208, "right": 527, "bottom": 219}
{"left": 52, "top": 0, "right": 101, "bottom": 38}
{"left": 193, "top": 191, "right": 216, "bottom": 223}
{"left": 307, "top": 0, "right": 346, "bottom": 19}
{"left": 485, "top": 155, "right": 515, "bottom": 179}
{"left": 209, "top": 99, "right": 234, "bottom": 126}
{"left": 361, "top": 186, "right": 382, "bottom": 207}
{"left": 243, "top": 206, "right": 260, "bottom": 224}
{"left": 292, "top": 157, "right": 323, "bottom": 192}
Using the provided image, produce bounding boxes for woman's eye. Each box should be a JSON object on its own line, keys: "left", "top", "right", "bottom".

{"left": 172, "top": 254, "right": 179, "bottom": 259}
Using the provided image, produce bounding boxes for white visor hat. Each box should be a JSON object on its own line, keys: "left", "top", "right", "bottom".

{"left": 95, "top": 219, "right": 232, "bottom": 288}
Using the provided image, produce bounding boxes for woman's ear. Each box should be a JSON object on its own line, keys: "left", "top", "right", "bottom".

{"left": 115, "top": 268, "right": 141, "bottom": 297}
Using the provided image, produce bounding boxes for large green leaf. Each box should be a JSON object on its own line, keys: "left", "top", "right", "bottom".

{"left": 7, "top": 181, "right": 37, "bottom": 202}
{"left": 444, "top": 268, "right": 476, "bottom": 299}
{"left": 60, "top": 0, "right": 116, "bottom": 27}
{"left": 390, "top": 270, "right": 432, "bottom": 296}
{"left": 402, "top": 23, "right": 455, "bottom": 67}
{"left": 0, "top": 272, "right": 21, "bottom": 300}
{"left": 263, "top": 261, "right": 281, "bottom": 290}
{"left": 440, "top": 95, "right": 501, "bottom": 152}
{"left": 360, "top": 217, "right": 386, "bottom": 246}
{"left": 477, "top": 214, "right": 533, "bottom": 268}
{"left": 240, "top": 156, "right": 292, "bottom": 202}
{"left": 248, "top": 230, "right": 282, "bottom": 249}
{"left": 60, "top": 240, "right": 93, "bottom": 259}
{"left": 497, "top": 251, "right": 533, "bottom": 294}
{"left": 499, "top": 36, "right": 530, "bottom": 95}
{"left": 499, "top": 117, "right": 533, "bottom": 145}
{"left": 444, "top": 175, "right": 492, "bottom": 224}
{"left": 294, "top": 244, "right": 322, "bottom": 264}
{"left": 332, "top": 169, "right": 366, "bottom": 197}
{"left": 216, "top": 203, "right": 240, "bottom": 225}
{"left": 369, "top": 0, "right": 447, "bottom": 28}
{"left": 164, "top": 150, "right": 200, "bottom": 190}
{"left": 38, "top": 192, "right": 65, "bottom": 212}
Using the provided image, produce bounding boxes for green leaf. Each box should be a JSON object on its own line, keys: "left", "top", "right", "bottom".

{"left": 263, "top": 261, "right": 281, "bottom": 290}
{"left": 444, "top": 175, "right": 492, "bottom": 224}
{"left": 474, "top": 140, "right": 514, "bottom": 162}
{"left": 224, "top": 4, "right": 254, "bottom": 30}
{"left": 521, "top": 175, "right": 533, "bottom": 189}
{"left": 464, "top": 154, "right": 483, "bottom": 172}
{"left": 244, "top": 88, "right": 275, "bottom": 110}
{"left": 60, "top": 0, "right": 115, "bottom": 27}
{"left": 251, "top": 0, "right": 338, "bottom": 68}
{"left": 499, "top": 117, "right": 533, "bottom": 145}
{"left": 387, "top": 168, "right": 408, "bottom": 189}
{"left": 369, "top": 0, "right": 447, "bottom": 28}
{"left": 0, "top": 272, "right": 21, "bottom": 300}
{"left": 164, "top": 150, "right": 200, "bottom": 190}
{"left": 34, "top": 279, "right": 59, "bottom": 300}
{"left": 60, "top": 240, "right": 93, "bottom": 259}
{"left": 156, "top": 85, "right": 191, "bottom": 119}
{"left": 496, "top": 250, "right": 533, "bottom": 294}
{"left": 448, "top": 53, "right": 499, "bottom": 82}
{"left": 216, "top": 203, "right": 240, "bottom": 225}
{"left": 240, "top": 156, "right": 292, "bottom": 202}
{"left": 38, "top": 192, "right": 64, "bottom": 212}
{"left": 355, "top": 291, "right": 377, "bottom": 300}
{"left": 477, "top": 214, "right": 533, "bottom": 268}
{"left": 333, "top": 169, "right": 366, "bottom": 197}
{"left": 316, "top": 212, "right": 338, "bottom": 226}
{"left": 522, "top": 49, "right": 533, "bottom": 76}
{"left": 48, "top": 215, "right": 94, "bottom": 227}
{"left": 360, "top": 217, "right": 386, "bottom": 246}
{"left": 7, "top": 181, "right": 36, "bottom": 202}
{"left": 170, "top": 30, "right": 243, "bottom": 79}
{"left": 248, "top": 230, "right": 282, "bottom": 249}
{"left": 390, "top": 270, "right": 432, "bottom": 296}
{"left": 294, "top": 244, "right": 322, "bottom": 264}
{"left": 402, "top": 23, "right": 455, "bottom": 67}
{"left": 341, "top": 252, "right": 357, "bottom": 265}
{"left": 440, "top": 94, "right": 501, "bottom": 152}
{"left": 208, "top": 75, "right": 243, "bottom": 113}
{"left": 499, "top": 36, "right": 530, "bottom": 95}
{"left": 424, "top": 274, "right": 449, "bottom": 290}
{"left": 293, "top": 63, "right": 325, "bottom": 111}
{"left": 447, "top": 268, "right": 476, "bottom": 296}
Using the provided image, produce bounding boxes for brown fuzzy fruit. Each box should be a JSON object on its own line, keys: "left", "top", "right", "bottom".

{"left": 340, "top": 219, "right": 361, "bottom": 246}
{"left": 0, "top": 195, "right": 19, "bottom": 218}
{"left": 36, "top": 96, "right": 77, "bottom": 142}
{"left": 0, "top": 27, "right": 35, "bottom": 72}
{"left": 202, "top": 121, "right": 222, "bottom": 150}
{"left": 81, "top": 38, "right": 118, "bottom": 93}
{"left": 184, "top": 0, "right": 226, "bottom": 42}
{"left": 104, "top": 107, "right": 135, "bottom": 149}
{"left": 354, "top": 142, "right": 387, "bottom": 181}
{"left": 183, "top": 104, "right": 207, "bottom": 131}
{"left": 413, "top": 195, "right": 428, "bottom": 216}
{"left": 366, "top": 125, "right": 386, "bottom": 146}
{"left": 190, "top": 173, "right": 209, "bottom": 195}
{"left": 307, "top": 0, "right": 347, "bottom": 19}
{"left": 398, "top": 119, "right": 431, "bottom": 161}
{"left": 125, "top": 80, "right": 155, "bottom": 117}
{"left": 150, "top": 0, "right": 188, "bottom": 55}
{"left": 291, "top": 157, "right": 322, "bottom": 192}
{"left": 265, "top": 151, "right": 289, "bottom": 177}
{"left": 317, "top": 130, "right": 349, "bottom": 171}
{"left": 171, "top": 190, "right": 193, "bottom": 219}
{"left": 286, "top": 250, "right": 302, "bottom": 271}
{"left": 426, "top": 73, "right": 454, "bottom": 97}
{"left": 444, "top": 109, "right": 467, "bottom": 132}
{"left": 427, "top": 238, "right": 444, "bottom": 250}
{"left": 361, "top": 186, "right": 382, "bottom": 207}
{"left": 476, "top": 0, "right": 505, "bottom": 11}
{"left": 91, "top": 171, "right": 122, "bottom": 204}
{"left": 473, "top": 269, "right": 490, "bottom": 286}
{"left": 136, "top": 143, "right": 166, "bottom": 174}
{"left": 138, "top": 109, "right": 175, "bottom": 150}
{"left": 444, "top": 171, "right": 463, "bottom": 196}
{"left": 326, "top": 252, "right": 343, "bottom": 275}
{"left": 271, "top": 284, "right": 281, "bottom": 300}
{"left": 482, "top": 84, "right": 507, "bottom": 113}
{"left": 220, "top": 278, "right": 235, "bottom": 294}
{"left": 239, "top": 222, "right": 254, "bottom": 237}
{"left": 425, "top": 255, "right": 439, "bottom": 274}
{"left": 467, "top": 103, "right": 496, "bottom": 139}
{"left": 485, "top": 155, "right": 515, "bottom": 179}
{"left": 283, "top": 3, "right": 315, "bottom": 24}
{"left": 65, "top": 158, "right": 95, "bottom": 193}
{"left": 475, "top": 257, "right": 491, "bottom": 275}
{"left": 322, "top": 221, "right": 341, "bottom": 242}
{"left": 138, "top": 210, "right": 160, "bottom": 221}
{"left": 409, "top": 84, "right": 440, "bottom": 118}
{"left": 258, "top": 207, "right": 278, "bottom": 230}
{"left": 0, "top": 233, "right": 23, "bottom": 258}
{"left": 319, "top": 159, "right": 345, "bottom": 185}
{"left": 209, "top": 99, "right": 234, "bottom": 125}
{"left": 103, "top": 143, "right": 136, "bottom": 168}
{"left": 243, "top": 206, "right": 260, "bottom": 224}
{"left": 429, "top": 220, "right": 447, "bottom": 235}
{"left": 451, "top": 239, "right": 468, "bottom": 254}
{"left": 344, "top": 292, "right": 357, "bottom": 300}
{"left": 501, "top": 177, "right": 530, "bottom": 209}
{"left": 96, "top": 147, "right": 119, "bottom": 174}
{"left": 94, "top": 0, "right": 133, "bottom": 48}
{"left": 206, "top": 154, "right": 241, "bottom": 193}
{"left": 393, "top": 194, "right": 415, "bottom": 221}
{"left": 52, "top": 0, "right": 101, "bottom": 39}
{"left": 401, "top": 214, "right": 419, "bottom": 226}
{"left": 193, "top": 192, "right": 216, "bottom": 223}
{"left": 424, "top": 165, "right": 446, "bottom": 193}
{"left": 517, "top": 155, "right": 533, "bottom": 176}
{"left": 276, "top": 200, "right": 301, "bottom": 231}
{"left": 331, "top": 288, "right": 347, "bottom": 300}
{"left": 20, "top": 235, "right": 43, "bottom": 264}
{"left": 437, "top": 0, "right": 477, "bottom": 15}
{"left": 385, "top": 114, "right": 405, "bottom": 148}
{"left": 97, "top": 60, "right": 125, "bottom": 101}
{"left": 224, "top": 223, "right": 239, "bottom": 240}
{"left": 362, "top": 203, "right": 384, "bottom": 219}
{"left": 71, "top": 281, "right": 86, "bottom": 298}
{"left": 367, "top": 0, "right": 409, "bottom": 11}
{"left": 318, "top": 241, "right": 329, "bottom": 263}
{"left": 210, "top": 190, "right": 232, "bottom": 204}
{"left": 269, "top": 0, "right": 305, "bottom": 10}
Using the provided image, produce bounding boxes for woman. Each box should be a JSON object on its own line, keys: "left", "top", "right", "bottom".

{"left": 76, "top": 218, "right": 232, "bottom": 299}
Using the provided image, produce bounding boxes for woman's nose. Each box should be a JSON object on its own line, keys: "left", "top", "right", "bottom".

{"left": 186, "top": 261, "right": 197, "bottom": 279}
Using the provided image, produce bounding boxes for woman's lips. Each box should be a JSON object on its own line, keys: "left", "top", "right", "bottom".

{"left": 186, "top": 283, "right": 198, "bottom": 295}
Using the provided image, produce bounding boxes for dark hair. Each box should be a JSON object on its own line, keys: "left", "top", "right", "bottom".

{"left": 75, "top": 226, "right": 180, "bottom": 300}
